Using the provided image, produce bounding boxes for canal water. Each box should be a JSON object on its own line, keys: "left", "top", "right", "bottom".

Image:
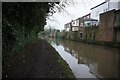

{"left": 47, "top": 38, "right": 119, "bottom": 78}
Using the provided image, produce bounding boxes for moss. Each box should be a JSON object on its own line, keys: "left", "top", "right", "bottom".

{"left": 46, "top": 42, "right": 76, "bottom": 79}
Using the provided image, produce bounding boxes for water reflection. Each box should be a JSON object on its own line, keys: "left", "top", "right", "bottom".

{"left": 47, "top": 38, "right": 119, "bottom": 78}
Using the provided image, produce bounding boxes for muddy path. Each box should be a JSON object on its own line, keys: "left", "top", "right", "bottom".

{"left": 3, "top": 39, "right": 75, "bottom": 79}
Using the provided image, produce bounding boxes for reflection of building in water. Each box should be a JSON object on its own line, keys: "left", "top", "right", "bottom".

{"left": 54, "top": 38, "right": 61, "bottom": 46}
{"left": 64, "top": 47, "right": 71, "bottom": 53}
{"left": 58, "top": 39, "right": 119, "bottom": 78}
{"left": 71, "top": 50, "right": 78, "bottom": 59}
{"left": 78, "top": 56, "right": 87, "bottom": 64}
{"left": 118, "top": 49, "right": 120, "bottom": 78}
{"left": 89, "top": 63, "right": 103, "bottom": 78}
{"left": 78, "top": 43, "right": 119, "bottom": 78}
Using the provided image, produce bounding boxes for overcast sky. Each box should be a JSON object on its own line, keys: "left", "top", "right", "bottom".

{"left": 45, "top": 0, "right": 105, "bottom": 30}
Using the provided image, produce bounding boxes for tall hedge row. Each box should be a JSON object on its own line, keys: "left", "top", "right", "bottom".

{"left": 2, "top": 2, "right": 57, "bottom": 63}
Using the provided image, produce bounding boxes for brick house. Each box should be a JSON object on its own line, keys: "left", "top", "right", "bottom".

{"left": 91, "top": 0, "right": 120, "bottom": 21}
{"left": 78, "top": 14, "right": 98, "bottom": 41}
{"left": 97, "top": 9, "right": 120, "bottom": 42}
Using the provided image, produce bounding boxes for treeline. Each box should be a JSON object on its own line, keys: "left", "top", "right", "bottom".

{"left": 2, "top": 2, "right": 58, "bottom": 62}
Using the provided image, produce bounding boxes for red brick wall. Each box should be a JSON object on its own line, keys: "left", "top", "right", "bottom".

{"left": 97, "top": 10, "right": 115, "bottom": 42}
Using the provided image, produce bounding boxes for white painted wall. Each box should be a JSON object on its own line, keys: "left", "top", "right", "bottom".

{"left": 109, "top": 2, "right": 119, "bottom": 11}
{"left": 72, "top": 19, "right": 79, "bottom": 26}
{"left": 84, "top": 21, "right": 98, "bottom": 27}
{"left": 66, "top": 28, "right": 70, "bottom": 31}
{"left": 65, "top": 23, "right": 70, "bottom": 31}
{"left": 71, "top": 19, "right": 79, "bottom": 31}
{"left": 119, "top": 1, "right": 120, "bottom": 9}
{"left": 91, "top": 2, "right": 108, "bottom": 20}
{"left": 110, "top": 0, "right": 120, "bottom": 2}
{"left": 72, "top": 27, "right": 79, "bottom": 31}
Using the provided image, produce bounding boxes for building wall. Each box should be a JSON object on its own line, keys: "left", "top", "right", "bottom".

{"left": 72, "top": 26, "right": 79, "bottom": 31}
{"left": 117, "top": 31, "right": 120, "bottom": 42}
{"left": 97, "top": 10, "right": 115, "bottom": 42}
{"left": 109, "top": 2, "right": 119, "bottom": 11}
{"left": 72, "top": 19, "right": 79, "bottom": 26}
{"left": 78, "top": 27, "right": 86, "bottom": 40}
{"left": 115, "top": 9, "right": 120, "bottom": 42}
{"left": 91, "top": 2, "right": 108, "bottom": 20}
{"left": 64, "top": 23, "right": 70, "bottom": 31}
{"left": 91, "top": 1, "right": 119, "bottom": 21}
{"left": 82, "top": 13, "right": 91, "bottom": 19}
{"left": 85, "top": 26, "right": 99, "bottom": 41}
{"left": 78, "top": 18, "right": 85, "bottom": 40}
{"left": 119, "top": 1, "right": 120, "bottom": 9}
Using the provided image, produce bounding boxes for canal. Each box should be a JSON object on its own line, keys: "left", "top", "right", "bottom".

{"left": 46, "top": 38, "right": 119, "bottom": 78}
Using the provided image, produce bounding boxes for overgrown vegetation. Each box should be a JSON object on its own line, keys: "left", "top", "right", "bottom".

{"left": 2, "top": 2, "right": 59, "bottom": 63}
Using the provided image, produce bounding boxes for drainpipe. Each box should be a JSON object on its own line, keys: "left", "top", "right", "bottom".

{"left": 70, "top": 22, "right": 72, "bottom": 31}
{"left": 70, "top": 20, "right": 74, "bottom": 31}
{"left": 108, "top": 0, "right": 110, "bottom": 11}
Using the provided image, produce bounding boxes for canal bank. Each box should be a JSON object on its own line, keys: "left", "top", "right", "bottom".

{"left": 3, "top": 39, "right": 75, "bottom": 79}
{"left": 62, "top": 31, "right": 120, "bottom": 48}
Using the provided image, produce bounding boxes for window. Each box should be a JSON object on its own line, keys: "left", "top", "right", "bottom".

{"left": 103, "top": 9, "right": 108, "bottom": 12}
{"left": 116, "top": 14, "right": 120, "bottom": 21}
{"left": 96, "top": 11, "right": 99, "bottom": 17}
{"left": 114, "top": 12, "right": 120, "bottom": 28}
{"left": 80, "top": 23, "right": 83, "bottom": 27}
{"left": 80, "top": 33, "right": 83, "bottom": 38}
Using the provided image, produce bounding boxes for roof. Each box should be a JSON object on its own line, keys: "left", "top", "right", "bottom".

{"left": 115, "top": 9, "right": 120, "bottom": 13}
{"left": 91, "top": 1, "right": 107, "bottom": 10}
{"left": 65, "top": 22, "right": 71, "bottom": 25}
{"left": 83, "top": 18, "right": 98, "bottom": 21}
{"left": 82, "top": 13, "right": 91, "bottom": 18}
